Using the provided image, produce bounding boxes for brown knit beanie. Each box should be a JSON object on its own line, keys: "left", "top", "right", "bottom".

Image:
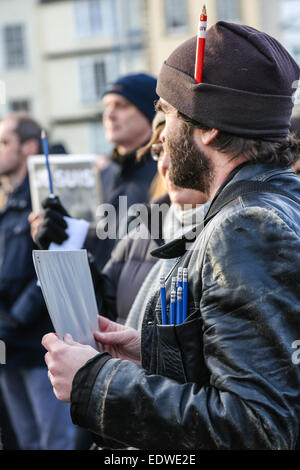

{"left": 157, "top": 21, "right": 300, "bottom": 141}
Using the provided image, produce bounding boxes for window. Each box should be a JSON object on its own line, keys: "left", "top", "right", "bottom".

{"left": 89, "top": 0, "right": 103, "bottom": 34}
{"left": 164, "top": 0, "right": 188, "bottom": 34}
{"left": 94, "top": 62, "right": 106, "bottom": 99}
{"left": 79, "top": 55, "right": 118, "bottom": 103}
{"left": 280, "top": 0, "right": 300, "bottom": 66}
{"left": 125, "top": 0, "right": 143, "bottom": 40}
{"left": 74, "top": 0, "right": 114, "bottom": 38}
{"left": 9, "top": 99, "right": 31, "bottom": 112}
{"left": 0, "top": 81, "right": 6, "bottom": 106}
{"left": 80, "top": 58, "right": 106, "bottom": 103}
{"left": 216, "top": 0, "right": 242, "bottom": 23}
{"left": 3, "top": 24, "right": 27, "bottom": 68}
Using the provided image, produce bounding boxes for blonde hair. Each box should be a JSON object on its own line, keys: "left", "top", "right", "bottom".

{"left": 148, "top": 172, "right": 167, "bottom": 201}
{"left": 136, "top": 123, "right": 167, "bottom": 201}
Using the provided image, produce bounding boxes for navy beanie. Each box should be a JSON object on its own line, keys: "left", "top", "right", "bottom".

{"left": 157, "top": 22, "right": 300, "bottom": 141}
{"left": 103, "top": 73, "right": 158, "bottom": 123}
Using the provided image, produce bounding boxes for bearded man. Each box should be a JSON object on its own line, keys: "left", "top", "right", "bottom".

{"left": 42, "top": 22, "right": 300, "bottom": 450}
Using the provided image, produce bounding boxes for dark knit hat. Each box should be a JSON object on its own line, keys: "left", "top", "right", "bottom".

{"left": 157, "top": 22, "right": 300, "bottom": 141}
{"left": 103, "top": 73, "right": 158, "bottom": 123}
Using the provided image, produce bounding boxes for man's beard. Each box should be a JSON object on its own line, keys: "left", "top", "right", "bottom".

{"left": 166, "top": 121, "right": 213, "bottom": 195}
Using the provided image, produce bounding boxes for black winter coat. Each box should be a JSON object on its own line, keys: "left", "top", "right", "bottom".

{"left": 71, "top": 163, "right": 300, "bottom": 450}
{"left": 85, "top": 148, "right": 157, "bottom": 272}
{"left": 101, "top": 148, "right": 157, "bottom": 212}
{"left": 0, "top": 176, "right": 53, "bottom": 367}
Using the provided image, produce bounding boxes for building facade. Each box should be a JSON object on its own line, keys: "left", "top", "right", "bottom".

{"left": 40, "top": 0, "right": 147, "bottom": 154}
{"left": 0, "top": 0, "right": 298, "bottom": 155}
{"left": 0, "top": 0, "right": 46, "bottom": 123}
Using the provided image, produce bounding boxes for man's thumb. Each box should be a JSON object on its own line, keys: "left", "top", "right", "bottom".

{"left": 94, "top": 330, "right": 123, "bottom": 345}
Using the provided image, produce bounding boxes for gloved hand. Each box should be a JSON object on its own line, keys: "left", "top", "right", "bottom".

{"left": 35, "top": 196, "right": 70, "bottom": 249}
{"left": 41, "top": 195, "right": 70, "bottom": 216}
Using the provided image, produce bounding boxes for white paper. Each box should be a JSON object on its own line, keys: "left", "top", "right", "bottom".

{"left": 49, "top": 216, "right": 90, "bottom": 251}
{"left": 33, "top": 249, "right": 99, "bottom": 348}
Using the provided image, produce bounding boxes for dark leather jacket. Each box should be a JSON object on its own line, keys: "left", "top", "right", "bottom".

{"left": 71, "top": 163, "right": 300, "bottom": 450}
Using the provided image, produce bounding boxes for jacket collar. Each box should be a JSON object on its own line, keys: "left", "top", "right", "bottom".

{"left": 112, "top": 146, "right": 152, "bottom": 176}
{"left": 127, "top": 193, "right": 171, "bottom": 247}
{"left": 150, "top": 162, "right": 291, "bottom": 260}
{"left": 1, "top": 174, "right": 31, "bottom": 213}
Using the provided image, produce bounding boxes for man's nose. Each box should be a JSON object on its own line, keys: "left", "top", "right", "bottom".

{"left": 104, "top": 107, "right": 116, "bottom": 120}
{"left": 160, "top": 126, "right": 166, "bottom": 143}
{"left": 160, "top": 151, "right": 170, "bottom": 170}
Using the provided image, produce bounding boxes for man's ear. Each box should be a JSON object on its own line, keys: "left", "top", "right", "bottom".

{"left": 21, "top": 139, "right": 39, "bottom": 158}
{"left": 196, "top": 128, "right": 219, "bottom": 146}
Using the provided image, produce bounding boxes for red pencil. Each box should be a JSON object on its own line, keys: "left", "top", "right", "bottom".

{"left": 194, "top": 5, "right": 207, "bottom": 84}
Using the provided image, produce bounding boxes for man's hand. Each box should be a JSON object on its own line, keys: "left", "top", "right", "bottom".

{"left": 94, "top": 315, "right": 141, "bottom": 365}
{"left": 42, "top": 333, "right": 99, "bottom": 402}
{"left": 28, "top": 211, "right": 44, "bottom": 243}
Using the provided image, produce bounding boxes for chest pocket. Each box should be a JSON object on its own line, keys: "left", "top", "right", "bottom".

{"left": 0, "top": 217, "right": 35, "bottom": 284}
{"left": 145, "top": 307, "right": 210, "bottom": 387}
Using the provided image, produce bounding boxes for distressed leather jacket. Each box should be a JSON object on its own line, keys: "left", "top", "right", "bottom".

{"left": 71, "top": 162, "right": 300, "bottom": 450}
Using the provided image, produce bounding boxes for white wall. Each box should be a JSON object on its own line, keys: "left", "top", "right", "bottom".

{"left": 0, "top": 0, "right": 47, "bottom": 124}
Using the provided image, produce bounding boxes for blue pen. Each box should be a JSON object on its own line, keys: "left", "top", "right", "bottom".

{"left": 176, "top": 268, "right": 183, "bottom": 323}
{"left": 170, "top": 277, "right": 177, "bottom": 324}
{"left": 41, "top": 130, "right": 55, "bottom": 198}
{"left": 176, "top": 286, "right": 183, "bottom": 325}
{"left": 170, "top": 290, "right": 176, "bottom": 324}
{"left": 182, "top": 268, "right": 188, "bottom": 322}
{"left": 160, "top": 276, "right": 168, "bottom": 325}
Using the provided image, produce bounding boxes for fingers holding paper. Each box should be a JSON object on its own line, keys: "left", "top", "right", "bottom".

{"left": 94, "top": 315, "right": 141, "bottom": 366}
{"left": 42, "top": 317, "right": 142, "bottom": 402}
{"left": 42, "top": 332, "right": 99, "bottom": 402}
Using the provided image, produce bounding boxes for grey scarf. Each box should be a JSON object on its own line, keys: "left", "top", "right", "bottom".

{"left": 125, "top": 202, "right": 209, "bottom": 330}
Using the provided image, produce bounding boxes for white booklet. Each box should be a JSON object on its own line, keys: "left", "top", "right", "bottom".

{"left": 33, "top": 249, "right": 99, "bottom": 349}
